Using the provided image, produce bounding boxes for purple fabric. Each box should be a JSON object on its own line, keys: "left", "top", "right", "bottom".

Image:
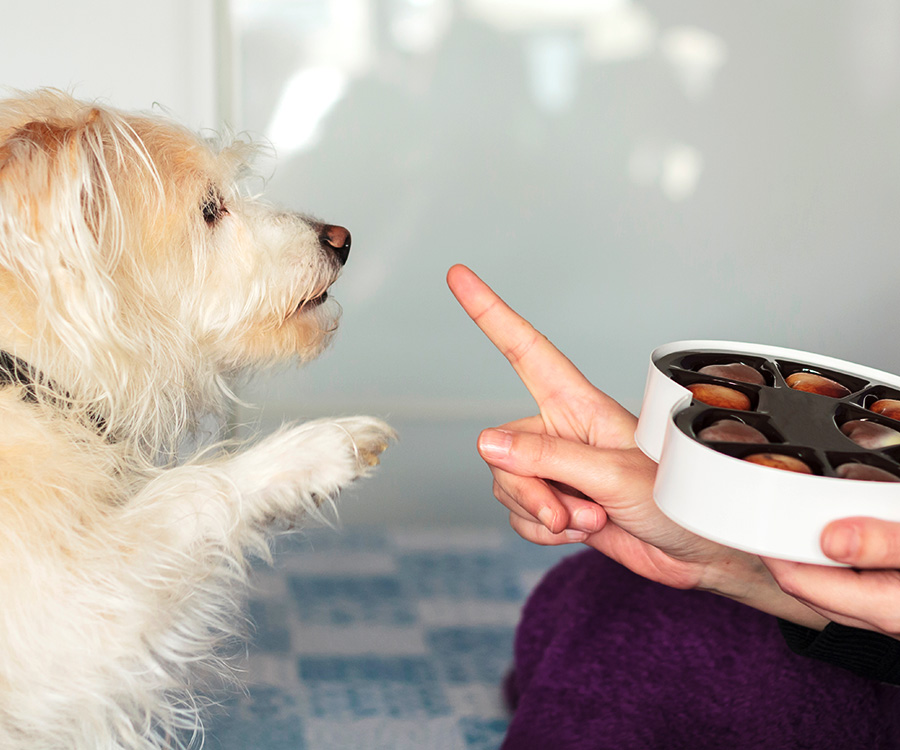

{"left": 503, "top": 549, "right": 900, "bottom": 749}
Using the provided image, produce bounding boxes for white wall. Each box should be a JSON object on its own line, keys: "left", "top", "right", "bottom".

{"left": 6, "top": 1, "right": 900, "bottom": 529}
{"left": 229, "top": 0, "right": 900, "bottom": 527}
{"left": 0, "top": 0, "right": 220, "bottom": 128}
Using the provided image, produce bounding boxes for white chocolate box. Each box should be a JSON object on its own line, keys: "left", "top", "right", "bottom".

{"left": 635, "top": 341, "right": 900, "bottom": 565}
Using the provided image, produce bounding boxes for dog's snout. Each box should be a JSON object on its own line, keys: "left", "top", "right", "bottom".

{"left": 320, "top": 224, "right": 351, "bottom": 266}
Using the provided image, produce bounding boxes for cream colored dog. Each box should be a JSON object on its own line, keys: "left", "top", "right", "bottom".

{"left": 0, "top": 90, "right": 393, "bottom": 749}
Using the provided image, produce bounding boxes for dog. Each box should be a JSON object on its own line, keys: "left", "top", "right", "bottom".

{"left": 0, "top": 89, "right": 394, "bottom": 749}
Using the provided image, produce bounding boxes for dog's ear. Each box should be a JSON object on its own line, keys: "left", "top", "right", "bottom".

{"left": 0, "top": 105, "right": 133, "bottom": 357}
{"left": 0, "top": 106, "right": 117, "bottom": 257}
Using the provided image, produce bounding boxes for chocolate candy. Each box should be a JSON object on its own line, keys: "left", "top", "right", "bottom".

{"left": 840, "top": 420, "right": 900, "bottom": 450}
{"left": 697, "top": 420, "right": 768, "bottom": 444}
{"left": 687, "top": 383, "right": 751, "bottom": 411}
{"left": 870, "top": 399, "right": 900, "bottom": 421}
{"left": 697, "top": 363, "right": 765, "bottom": 385}
{"left": 666, "top": 348, "right": 900, "bottom": 483}
{"left": 743, "top": 453, "right": 813, "bottom": 474}
{"left": 785, "top": 372, "right": 851, "bottom": 398}
{"left": 834, "top": 463, "right": 900, "bottom": 482}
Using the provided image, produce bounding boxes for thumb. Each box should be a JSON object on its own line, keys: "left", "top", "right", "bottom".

{"left": 477, "top": 427, "right": 641, "bottom": 505}
{"left": 478, "top": 427, "right": 565, "bottom": 473}
{"left": 821, "top": 517, "right": 900, "bottom": 568}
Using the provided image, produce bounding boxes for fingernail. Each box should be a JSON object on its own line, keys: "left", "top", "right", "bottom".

{"left": 823, "top": 524, "right": 860, "bottom": 562}
{"left": 537, "top": 507, "right": 556, "bottom": 530}
{"left": 479, "top": 429, "right": 512, "bottom": 459}
{"left": 565, "top": 530, "right": 588, "bottom": 542}
{"left": 573, "top": 507, "right": 599, "bottom": 532}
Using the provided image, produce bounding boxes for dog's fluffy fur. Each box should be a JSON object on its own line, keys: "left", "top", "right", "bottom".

{"left": 0, "top": 89, "right": 393, "bottom": 749}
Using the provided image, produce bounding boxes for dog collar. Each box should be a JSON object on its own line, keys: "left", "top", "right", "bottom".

{"left": 0, "top": 350, "right": 39, "bottom": 401}
{"left": 0, "top": 350, "right": 107, "bottom": 433}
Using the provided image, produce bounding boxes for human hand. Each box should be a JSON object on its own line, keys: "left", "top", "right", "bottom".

{"left": 447, "top": 264, "right": 827, "bottom": 627}
{"left": 445, "top": 262, "right": 633, "bottom": 519}
{"left": 445, "top": 262, "right": 638, "bottom": 533}
{"left": 764, "top": 518, "right": 900, "bottom": 638}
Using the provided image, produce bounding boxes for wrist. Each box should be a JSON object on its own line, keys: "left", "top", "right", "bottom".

{"left": 699, "top": 552, "right": 830, "bottom": 631}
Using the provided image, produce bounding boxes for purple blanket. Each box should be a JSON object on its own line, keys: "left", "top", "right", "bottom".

{"left": 503, "top": 549, "right": 900, "bottom": 749}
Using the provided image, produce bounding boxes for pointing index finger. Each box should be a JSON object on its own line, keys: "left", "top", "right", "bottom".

{"left": 447, "top": 264, "right": 595, "bottom": 407}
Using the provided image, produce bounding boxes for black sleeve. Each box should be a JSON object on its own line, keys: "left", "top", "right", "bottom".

{"left": 778, "top": 618, "right": 900, "bottom": 685}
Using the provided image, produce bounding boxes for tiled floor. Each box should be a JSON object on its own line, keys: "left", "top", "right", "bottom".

{"left": 204, "top": 526, "right": 572, "bottom": 750}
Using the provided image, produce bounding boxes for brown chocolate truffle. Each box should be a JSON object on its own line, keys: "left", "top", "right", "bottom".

{"left": 698, "top": 363, "right": 765, "bottom": 385}
{"left": 840, "top": 420, "right": 900, "bottom": 450}
{"left": 785, "top": 372, "right": 851, "bottom": 398}
{"left": 697, "top": 420, "right": 768, "bottom": 444}
{"left": 743, "top": 453, "right": 813, "bottom": 474}
{"left": 870, "top": 399, "right": 900, "bottom": 422}
{"left": 834, "top": 463, "right": 900, "bottom": 482}
{"left": 687, "top": 383, "right": 752, "bottom": 411}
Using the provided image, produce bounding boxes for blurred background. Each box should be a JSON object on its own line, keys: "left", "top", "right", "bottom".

{"left": 4, "top": 0, "right": 900, "bottom": 529}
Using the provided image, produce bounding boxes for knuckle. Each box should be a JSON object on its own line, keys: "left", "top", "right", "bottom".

{"left": 599, "top": 450, "right": 630, "bottom": 490}
{"left": 505, "top": 330, "right": 544, "bottom": 366}
{"left": 532, "top": 432, "right": 557, "bottom": 464}
{"left": 495, "top": 473, "right": 529, "bottom": 510}
{"left": 597, "top": 449, "right": 655, "bottom": 498}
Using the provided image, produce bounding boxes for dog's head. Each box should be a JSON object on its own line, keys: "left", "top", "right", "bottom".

{"left": 0, "top": 90, "right": 350, "bottom": 448}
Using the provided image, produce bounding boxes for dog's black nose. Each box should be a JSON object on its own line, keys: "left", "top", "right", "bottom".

{"left": 321, "top": 224, "right": 351, "bottom": 265}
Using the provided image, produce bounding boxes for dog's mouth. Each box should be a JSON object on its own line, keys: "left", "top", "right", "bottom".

{"left": 295, "top": 290, "right": 329, "bottom": 314}
{"left": 306, "top": 291, "right": 329, "bottom": 309}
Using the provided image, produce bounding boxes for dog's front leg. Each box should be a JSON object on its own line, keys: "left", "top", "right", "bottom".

{"left": 131, "top": 416, "right": 394, "bottom": 554}
{"left": 65, "top": 417, "right": 392, "bottom": 745}
{"left": 220, "top": 416, "right": 395, "bottom": 532}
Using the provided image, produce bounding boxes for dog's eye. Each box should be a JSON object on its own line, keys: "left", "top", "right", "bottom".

{"left": 201, "top": 188, "right": 227, "bottom": 226}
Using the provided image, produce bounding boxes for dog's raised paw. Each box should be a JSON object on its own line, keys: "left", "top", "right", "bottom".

{"left": 334, "top": 416, "right": 396, "bottom": 469}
